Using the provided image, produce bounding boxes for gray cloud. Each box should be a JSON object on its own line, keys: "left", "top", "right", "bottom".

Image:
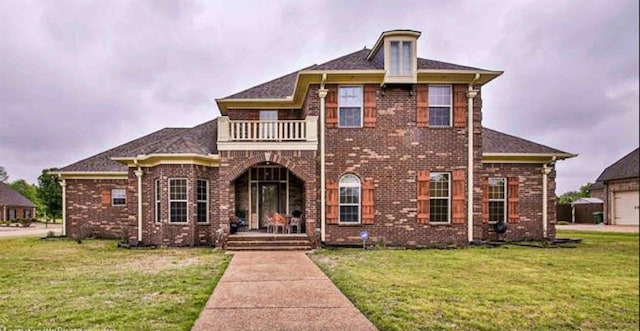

{"left": 0, "top": 0, "right": 637, "bottom": 195}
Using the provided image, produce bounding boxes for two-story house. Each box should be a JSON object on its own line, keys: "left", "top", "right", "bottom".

{"left": 56, "top": 30, "right": 575, "bottom": 247}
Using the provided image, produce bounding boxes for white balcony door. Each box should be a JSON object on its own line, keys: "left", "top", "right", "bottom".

{"left": 260, "top": 110, "right": 278, "bottom": 139}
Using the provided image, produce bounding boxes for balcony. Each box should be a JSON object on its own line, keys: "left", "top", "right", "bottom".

{"left": 217, "top": 116, "right": 318, "bottom": 151}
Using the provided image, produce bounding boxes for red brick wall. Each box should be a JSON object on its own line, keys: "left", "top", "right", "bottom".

{"left": 139, "top": 164, "right": 217, "bottom": 247}
{"left": 480, "top": 163, "right": 557, "bottom": 241}
{"left": 65, "top": 178, "right": 134, "bottom": 240}
{"left": 314, "top": 84, "right": 483, "bottom": 247}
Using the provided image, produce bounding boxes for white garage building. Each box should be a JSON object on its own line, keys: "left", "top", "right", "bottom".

{"left": 590, "top": 148, "right": 639, "bottom": 226}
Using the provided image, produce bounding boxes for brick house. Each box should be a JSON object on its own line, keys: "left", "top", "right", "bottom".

{"left": 56, "top": 30, "right": 575, "bottom": 247}
{"left": 0, "top": 182, "right": 36, "bottom": 221}
{"left": 590, "top": 148, "right": 639, "bottom": 225}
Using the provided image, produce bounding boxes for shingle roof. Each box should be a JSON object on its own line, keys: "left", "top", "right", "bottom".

{"left": 482, "top": 128, "right": 571, "bottom": 155}
{"left": 224, "top": 48, "right": 489, "bottom": 100}
{"left": 59, "top": 120, "right": 218, "bottom": 172}
{"left": 0, "top": 182, "right": 36, "bottom": 207}
{"left": 596, "top": 148, "right": 639, "bottom": 182}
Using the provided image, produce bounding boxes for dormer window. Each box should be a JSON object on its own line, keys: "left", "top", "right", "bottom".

{"left": 390, "top": 41, "right": 413, "bottom": 76}
{"left": 367, "top": 30, "right": 420, "bottom": 84}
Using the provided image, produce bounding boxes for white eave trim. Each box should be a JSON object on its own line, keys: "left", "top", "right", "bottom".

{"left": 482, "top": 152, "right": 577, "bottom": 163}
{"left": 52, "top": 171, "right": 129, "bottom": 180}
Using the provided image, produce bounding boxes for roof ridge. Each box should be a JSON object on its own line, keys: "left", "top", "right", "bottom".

{"left": 310, "top": 48, "right": 372, "bottom": 68}
{"left": 596, "top": 147, "right": 639, "bottom": 182}
{"left": 417, "top": 56, "right": 484, "bottom": 71}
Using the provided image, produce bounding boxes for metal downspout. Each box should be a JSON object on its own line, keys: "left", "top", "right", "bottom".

{"left": 467, "top": 74, "right": 480, "bottom": 243}
{"left": 318, "top": 73, "right": 328, "bottom": 243}
{"left": 134, "top": 162, "right": 144, "bottom": 243}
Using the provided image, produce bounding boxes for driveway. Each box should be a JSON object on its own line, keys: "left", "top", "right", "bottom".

{"left": 192, "top": 251, "right": 377, "bottom": 331}
{"left": 0, "top": 223, "right": 62, "bottom": 238}
{"left": 556, "top": 224, "right": 639, "bottom": 233}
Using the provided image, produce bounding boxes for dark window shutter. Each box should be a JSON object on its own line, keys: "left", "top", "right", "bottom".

{"left": 101, "top": 189, "right": 111, "bottom": 205}
{"left": 362, "top": 179, "right": 375, "bottom": 224}
{"left": 508, "top": 176, "right": 520, "bottom": 222}
{"left": 363, "top": 84, "right": 377, "bottom": 128}
{"left": 417, "top": 170, "right": 430, "bottom": 224}
{"left": 325, "top": 85, "right": 338, "bottom": 128}
{"left": 416, "top": 84, "right": 429, "bottom": 127}
{"left": 452, "top": 170, "right": 465, "bottom": 224}
{"left": 481, "top": 176, "right": 489, "bottom": 223}
{"left": 326, "top": 180, "right": 338, "bottom": 224}
{"left": 453, "top": 84, "right": 467, "bottom": 128}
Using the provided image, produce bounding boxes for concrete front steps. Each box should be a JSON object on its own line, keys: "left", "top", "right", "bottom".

{"left": 226, "top": 233, "right": 312, "bottom": 251}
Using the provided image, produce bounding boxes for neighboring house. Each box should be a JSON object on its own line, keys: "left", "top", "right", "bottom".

{"left": 0, "top": 182, "right": 36, "bottom": 221}
{"left": 55, "top": 29, "right": 575, "bottom": 247}
{"left": 590, "top": 148, "right": 639, "bottom": 225}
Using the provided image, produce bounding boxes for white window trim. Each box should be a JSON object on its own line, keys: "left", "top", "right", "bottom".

{"left": 168, "top": 178, "right": 188, "bottom": 224}
{"left": 389, "top": 40, "right": 413, "bottom": 76}
{"left": 338, "top": 174, "right": 362, "bottom": 225}
{"left": 338, "top": 85, "right": 363, "bottom": 128}
{"left": 488, "top": 177, "right": 507, "bottom": 224}
{"left": 196, "top": 179, "right": 209, "bottom": 224}
{"left": 154, "top": 179, "right": 161, "bottom": 223}
{"left": 429, "top": 172, "right": 451, "bottom": 224}
{"left": 111, "top": 188, "right": 126, "bottom": 207}
{"left": 428, "top": 84, "right": 453, "bottom": 127}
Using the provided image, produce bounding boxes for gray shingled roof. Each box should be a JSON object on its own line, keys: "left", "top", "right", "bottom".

{"left": 482, "top": 128, "right": 571, "bottom": 155}
{"left": 596, "top": 148, "right": 639, "bottom": 182}
{"left": 225, "top": 48, "right": 487, "bottom": 99}
{"left": 0, "top": 182, "right": 36, "bottom": 207}
{"left": 59, "top": 120, "right": 218, "bottom": 172}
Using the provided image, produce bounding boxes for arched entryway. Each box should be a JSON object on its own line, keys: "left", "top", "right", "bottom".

{"left": 233, "top": 162, "right": 306, "bottom": 232}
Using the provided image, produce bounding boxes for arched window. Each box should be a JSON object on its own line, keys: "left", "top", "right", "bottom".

{"left": 339, "top": 174, "right": 361, "bottom": 223}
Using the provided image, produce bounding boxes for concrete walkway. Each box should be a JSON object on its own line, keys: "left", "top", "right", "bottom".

{"left": 0, "top": 223, "right": 62, "bottom": 238}
{"left": 192, "top": 251, "right": 377, "bottom": 331}
{"left": 557, "top": 224, "right": 639, "bottom": 233}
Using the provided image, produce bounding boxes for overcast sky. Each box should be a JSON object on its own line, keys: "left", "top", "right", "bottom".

{"left": 0, "top": 0, "right": 638, "bottom": 194}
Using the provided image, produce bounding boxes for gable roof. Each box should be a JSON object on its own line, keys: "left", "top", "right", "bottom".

{"left": 596, "top": 148, "right": 639, "bottom": 182}
{"left": 482, "top": 128, "right": 572, "bottom": 156}
{"left": 224, "top": 48, "right": 488, "bottom": 100}
{"left": 0, "top": 182, "right": 36, "bottom": 207}
{"left": 58, "top": 120, "right": 218, "bottom": 173}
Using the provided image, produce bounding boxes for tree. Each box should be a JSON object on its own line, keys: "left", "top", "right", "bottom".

{"left": 10, "top": 179, "right": 43, "bottom": 213}
{"left": 0, "top": 166, "right": 8, "bottom": 183}
{"left": 557, "top": 182, "right": 592, "bottom": 204}
{"left": 37, "top": 168, "right": 62, "bottom": 221}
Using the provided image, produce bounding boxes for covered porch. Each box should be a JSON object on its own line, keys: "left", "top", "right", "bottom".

{"left": 232, "top": 163, "right": 307, "bottom": 235}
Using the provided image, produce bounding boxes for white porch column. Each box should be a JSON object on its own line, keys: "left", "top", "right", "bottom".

{"left": 318, "top": 87, "right": 328, "bottom": 242}
{"left": 305, "top": 116, "right": 318, "bottom": 142}
{"left": 135, "top": 168, "right": 144, "bottom": 242}
{"left": 218, "top": 116, "right": 230, "bottom": 142}
{"left": 466, "top": 87, "right": 478, "bottom": 243}
{"left": 60, "top": 179, "right": 67, "bottom": 236}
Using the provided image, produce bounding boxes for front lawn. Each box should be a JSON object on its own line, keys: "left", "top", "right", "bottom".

{"left": 0, "top": 237, "right": 230, "bottom": 330}
{"left": 311, "top": 231, "right": 639, "bottom": 331}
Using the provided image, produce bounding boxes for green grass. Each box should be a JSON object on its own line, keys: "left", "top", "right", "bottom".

{"left": 0, "top": 237, "right": 230, "bottom": 330}
{"left": 311, "top": 231, "right": 639, "bottom": 331}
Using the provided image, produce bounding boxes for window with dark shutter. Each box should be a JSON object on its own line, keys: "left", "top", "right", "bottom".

{"left": 508, "top": 176, "right": 520, "bottom": 222}
{"left": 362, "top": 179, "right": 375, "bottom": 224}
{"left": 417, "top": 170, "right": 430, "bottom": 224}
{"left": 452, "top": 169, "right": 465, "bottom": 224}
{"left": 453, "top": 84, "right": 467, "bottom": 128}
{"left": 326, "top": 180, "right": 338, "bottom": 224}
{"left": 416, "top": 85, "right": 429, "bottom": 127}
{"left": 325, "top": 85, "right": 338, "bottom": 128}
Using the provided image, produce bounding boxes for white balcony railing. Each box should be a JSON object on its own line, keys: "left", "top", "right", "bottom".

{"left": 217, "top": 116, "right": 318, "bottom": 146}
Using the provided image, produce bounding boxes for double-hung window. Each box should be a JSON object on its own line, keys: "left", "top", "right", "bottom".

{"left": 196, "top": 180, "right": 209, "bottom": 224}
{"left": 389, "top": 41, "right": 413, "bottom": 76}
{"left": 428, "top": 85, "right": 452, "bottom": 126}
{"left": 339, "top": 174, "right": 361, "bottom": 224}
{"left": 112, "top": 189, "right": 126, "bottom": 206}
{"left": 154, "top": 179, "right": 161, "bottom": 223}
{"left": 489, "top": 178, "right": 506, "bottom": 223}
{"left": 429, "top": 172, "right": 450, "bottom": 223}
{"left": 169, "top": 179, "right": 188, "bottom": 223}
{"left": 338, "top": 86, "right": 363, "bottom": 128}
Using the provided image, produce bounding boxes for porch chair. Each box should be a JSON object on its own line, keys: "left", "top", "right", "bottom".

{"left": 289, "top": 210, "right": 302, "bottom": 234}
{"left": 271, "top": 212, "right": 287, "bottom": 234}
